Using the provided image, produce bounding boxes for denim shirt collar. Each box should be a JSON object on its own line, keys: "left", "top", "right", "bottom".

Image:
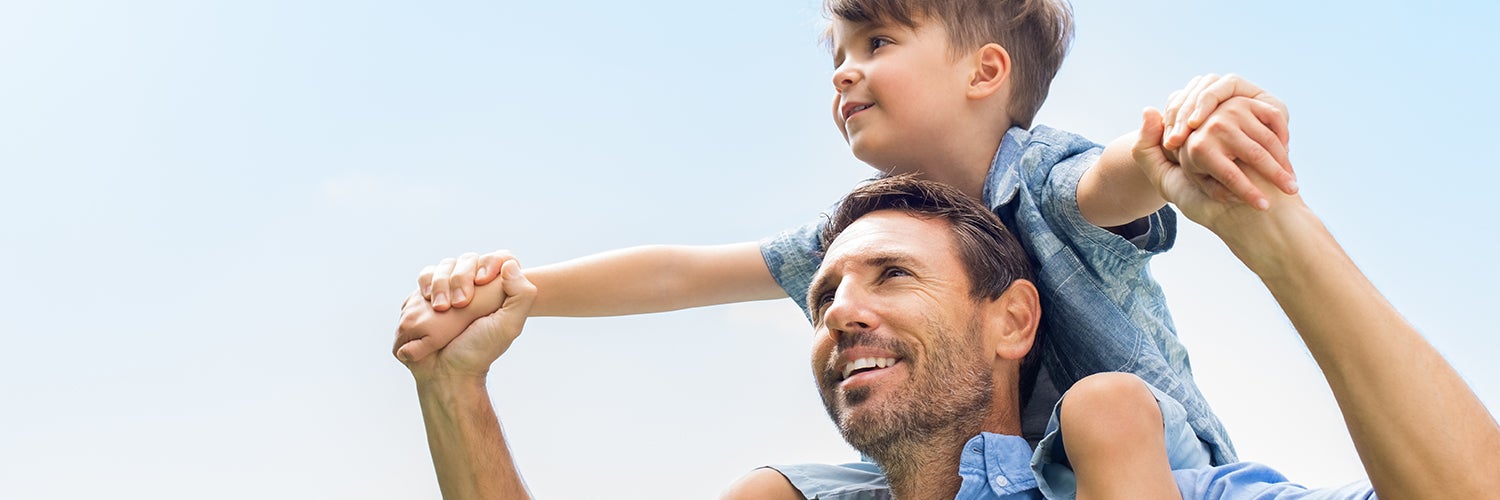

{"left": 981, "top": 126, "right": 1033, "bottom": 210}
{"left": 956, "top": 432, "right": 1042, "bottom": 499}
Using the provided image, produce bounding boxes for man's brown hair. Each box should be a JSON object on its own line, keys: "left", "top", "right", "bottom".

{"left": 825, "top": 0, "right": 1074, "bottom": 128}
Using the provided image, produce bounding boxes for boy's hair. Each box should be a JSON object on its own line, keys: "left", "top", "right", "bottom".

{"left": 819, "top": 174, "right": 1043, "bottom": 404}
{"left": 824, "top": 0, "right": 1075, "bottom": 129}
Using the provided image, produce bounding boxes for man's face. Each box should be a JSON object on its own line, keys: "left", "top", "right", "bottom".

{"left": 828, "top": 17, "right": 971, "bottom": 173}
{"left": 808, "top": 210, "right": 994, "bottom": 456}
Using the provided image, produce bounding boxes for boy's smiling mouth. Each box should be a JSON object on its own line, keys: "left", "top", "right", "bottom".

{"left": 842, "top": 101, "right": 875, "bottom": 121}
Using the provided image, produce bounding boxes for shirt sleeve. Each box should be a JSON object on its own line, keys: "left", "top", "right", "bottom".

{"left": 1040, "top": 146, "right": 1178, "bottom": 271}
{"left": 1172, "top": 462, "right": 1376, "bottom": 499}
{"left": 759, "top": 217, "right": 827, "bottom": 322}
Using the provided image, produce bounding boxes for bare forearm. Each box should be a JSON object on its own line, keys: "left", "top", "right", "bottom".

{"left": 1078, "top": 131, "right": 1168, "bottom": 229}
{"left": 416, "top": 376, "right": 531, "bottom": 500}
{"left": 1220, "top": 206, "right": 1500, "bottom": 498}
{"left": 527, "top": 242, "right": 785, "bottom": 317}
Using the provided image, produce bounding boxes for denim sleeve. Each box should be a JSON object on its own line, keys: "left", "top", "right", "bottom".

{"left": 1041, "top": 148, "right": 1177, "bottom": 273}
{"left": 1172, "top": 462, "right": 1375, "bottom": 499}
{"left": 759, "top": 217, "right": 827, "bottom": 322}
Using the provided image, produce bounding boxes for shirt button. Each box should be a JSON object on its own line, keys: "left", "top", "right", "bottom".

{"left": 993, "top": 476, "right": 1010, "bottom": 488}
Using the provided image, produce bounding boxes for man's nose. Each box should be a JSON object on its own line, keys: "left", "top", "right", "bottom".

{"left": 822, "top": 283, "right": 879, "bottom": 340}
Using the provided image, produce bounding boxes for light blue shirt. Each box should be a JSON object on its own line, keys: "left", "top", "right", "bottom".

{"left": 957, "top": 433, "right": 1376, "bottom": 500}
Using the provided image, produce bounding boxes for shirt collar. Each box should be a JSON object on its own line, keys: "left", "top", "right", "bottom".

{"left": 956, "top": 432, "right": 1040, "bottom": 498}
{"left": 981, "top": 127, "right": 1031, "bottom": 210}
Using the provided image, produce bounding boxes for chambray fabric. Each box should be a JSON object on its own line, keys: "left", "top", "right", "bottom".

{"left": 955, "top": 433, "right": 1376, "bottom": 500}
{"left": 759, "top": 126, "right": 1237, "bottom": 483}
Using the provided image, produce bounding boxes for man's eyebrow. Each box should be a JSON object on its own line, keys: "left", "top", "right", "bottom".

{"left": 807, "top": 252, "right": 917, "bottom": 311}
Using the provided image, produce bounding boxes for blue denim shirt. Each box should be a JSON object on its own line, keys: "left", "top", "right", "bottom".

{"left": 761, "top": 125, "right": 1236, "bottom": 464}
{"left": 958, "top": 433, "right": 1375, "bottom": 500}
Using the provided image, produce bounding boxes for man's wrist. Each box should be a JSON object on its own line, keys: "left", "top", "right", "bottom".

{"left": 1208, "top": 200, "right": 1328, "bottom": 282}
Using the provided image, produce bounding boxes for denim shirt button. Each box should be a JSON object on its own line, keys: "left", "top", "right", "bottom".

{"left": 993, "top": 475, "right": 1009, "bottom": 488}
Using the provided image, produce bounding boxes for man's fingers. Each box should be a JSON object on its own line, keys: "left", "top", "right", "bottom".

{"left": 1232, "top": 114, "right": 1296, "bottom": 194}
{"left": 395, "top": 337, "right": 434, "bottom": 364}
{"left": 1184, "top": 142, "right": 1267, "bottom": 210}
{"left": 1244, "top": 98, "right": 1294, "bottom": 177}
{"left": 429, "top": 257, "right": 457, "bottom": 311}
{"left": 495, "top": 259, "right": 538, "bottom": 334}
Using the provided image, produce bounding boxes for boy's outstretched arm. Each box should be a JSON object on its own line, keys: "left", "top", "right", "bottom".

{"left": 1078, "top": 75, "right": 1294, "bottom": 230}
{"left": 1133, "top": 110, "right": 1500, "bottom": 498}
{"left": 395, "top": 242, "right": 785, "bottom": 362}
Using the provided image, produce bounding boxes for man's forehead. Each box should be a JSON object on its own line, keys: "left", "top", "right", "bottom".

{"left": 821, "top": 211, "right": 952, "bottom": 270}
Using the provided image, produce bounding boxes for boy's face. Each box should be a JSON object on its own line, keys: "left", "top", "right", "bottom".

{"left": 829, "top": 17, "right": 973, "bottom": 172}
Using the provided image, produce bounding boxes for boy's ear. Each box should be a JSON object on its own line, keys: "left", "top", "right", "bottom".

{"left": 982, "top": 279, "right": 1040, "bottom": 362}
{"left": 967, "top": 43, "right": 1011, "bottom": 100}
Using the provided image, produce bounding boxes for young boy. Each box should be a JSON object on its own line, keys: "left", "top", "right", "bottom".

{"left": 395, "top": 0, "right": 1294, "bottom": 497}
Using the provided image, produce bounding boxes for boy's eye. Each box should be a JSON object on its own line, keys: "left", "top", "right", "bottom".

{"left": 870, "top": 37, "right": 891, "bottom": 51}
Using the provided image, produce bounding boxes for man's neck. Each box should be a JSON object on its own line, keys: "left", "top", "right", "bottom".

{"left": 880, "top": 437, "right": 967, "bottom": 500}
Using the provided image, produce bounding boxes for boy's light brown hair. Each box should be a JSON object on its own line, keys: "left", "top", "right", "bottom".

{"left": 825, "top": 0, "right": 1074, "bottom": 129}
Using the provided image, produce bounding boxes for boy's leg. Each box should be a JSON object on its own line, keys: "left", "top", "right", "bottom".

{"left": 1060, "top": 372, "right": 1181, "bottom": 500}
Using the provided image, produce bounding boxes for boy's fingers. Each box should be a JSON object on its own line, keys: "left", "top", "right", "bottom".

{"left": 430, "top": 257, "right": 456, "bottom": 311}
{"left": 1187, "top": 74, "right": 1254, "bottom": 128}
{"left": 1170, "top": 74, "right": 1219, "bottom": 144}
{"left": 449, "top": 252, "right": 480, "bottom": 308}
{"left": 473, "top": 250, "right": 517, "bottom": 286}
{"left": 418, "top": 265, "right": 436, "bottom": 300}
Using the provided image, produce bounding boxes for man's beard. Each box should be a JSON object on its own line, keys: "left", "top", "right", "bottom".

{"left": 818, "top": 316, "right": 994, "bottom": 471}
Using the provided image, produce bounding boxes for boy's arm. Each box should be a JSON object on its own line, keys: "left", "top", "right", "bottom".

{"left": 1078, "top": 75, "right": 1293, "bottom": 230}
{"left": 395, "top": 242, "right": 785, "bottom": 362}
{"left": 1133, "top": 110, "right": 1500, "bottom": 498}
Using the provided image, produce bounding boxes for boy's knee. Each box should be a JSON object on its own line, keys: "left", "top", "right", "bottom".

{"left": 719, "top": 467, "right": 804, "bottom": 500}
{"left": 1060, "top": 372, "right": 1162, "bottom": 440}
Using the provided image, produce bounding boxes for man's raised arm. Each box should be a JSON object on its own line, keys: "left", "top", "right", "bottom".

{"left": 1134, "top": 105, "right": 1500, "bottom": 499}
{"left": 398, "top": 260, "right": 537, "bottom": 499}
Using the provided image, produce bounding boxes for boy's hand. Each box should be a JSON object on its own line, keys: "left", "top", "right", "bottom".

{"left": 419, "top": 249, "right": 517, "bottom": 311}
{"left": 398, "top": 259, "right": 536, "bottom": 380}
{"left": 1161, "top": 74, "right": 1295, "bottom": 210}
{"left": 396, "top": 258, "right": 515, "bottom": 363}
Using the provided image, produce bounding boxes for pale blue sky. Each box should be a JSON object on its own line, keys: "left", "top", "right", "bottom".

{"left": 2, "top": 1, "right": 1497, "bottom": 498}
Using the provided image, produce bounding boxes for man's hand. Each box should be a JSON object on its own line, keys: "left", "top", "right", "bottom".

{"left": 1161, "top": 74, "right": 1295, "bottom": 210}
{"left": 420, "top": 249, "right": 518, "bottom": 311}
{"left": 1133, "top": 107, "right": 1246, "bottom": 229}
{"left": 398, "top": 259, "right": 536, "bottom": 382}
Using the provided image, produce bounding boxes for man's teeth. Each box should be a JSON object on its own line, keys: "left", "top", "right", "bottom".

{"left": 842, "top": 357, "right": 897, "bottom": 380}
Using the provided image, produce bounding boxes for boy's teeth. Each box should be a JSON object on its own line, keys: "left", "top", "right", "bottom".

{"left": 841, "top": 357, "right": 897, "bottom": 380}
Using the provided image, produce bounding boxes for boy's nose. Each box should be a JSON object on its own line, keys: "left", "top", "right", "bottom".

{"left": 832, "top": 64, "right": 861, "bottom": 91}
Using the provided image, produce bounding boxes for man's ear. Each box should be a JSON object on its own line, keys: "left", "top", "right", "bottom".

{"left": 967, "top": 43, "right": 1011, "bottom": 100}
{"left": 982, "top": 279, "right": 1039, "bottom": 361}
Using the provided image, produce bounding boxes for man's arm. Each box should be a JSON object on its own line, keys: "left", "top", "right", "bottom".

{"left": 1134, "top": 108, "right": 1500, "bottom": 498}
{"left": 399, "top": 260, "right": 539, "bottom": 499}
{"left": 1079, "top": 75, "right": 1294, "bottom": 230}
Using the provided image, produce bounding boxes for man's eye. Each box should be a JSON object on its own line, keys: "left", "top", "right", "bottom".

{"left": 816, "top": 291, "right": 836, "bottom": 309}
{"left": 882, "top": 267, "right": 910, "bottom": 279}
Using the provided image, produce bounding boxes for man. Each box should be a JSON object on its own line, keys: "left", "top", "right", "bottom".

{"left": 395, "top": 107, "right": 1500, "bottom": 498}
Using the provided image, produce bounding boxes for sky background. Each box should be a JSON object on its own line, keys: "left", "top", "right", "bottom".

{"left": 2, "top": 1, "right": 1497, "bottom": 498}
